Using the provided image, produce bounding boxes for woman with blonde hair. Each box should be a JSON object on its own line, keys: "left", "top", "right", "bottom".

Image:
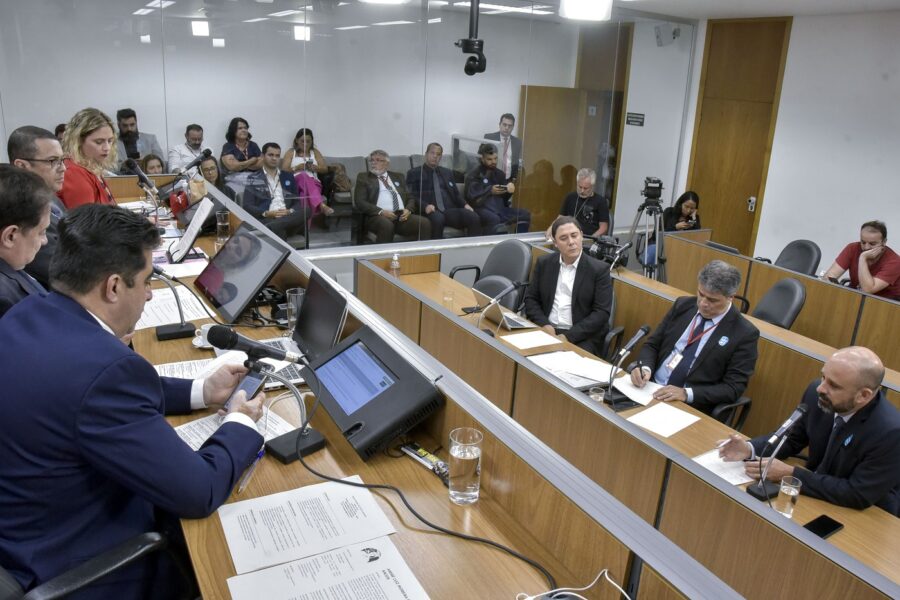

{"left": 57, "top": 107, "right": 117, "bottom": 209}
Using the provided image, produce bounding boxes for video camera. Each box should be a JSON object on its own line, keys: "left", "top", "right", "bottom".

{"left": 641, "top": 177, "right": 663, "bottom": 201}
{"left": 587, "top": 235, "right": 629, "bottom": 269}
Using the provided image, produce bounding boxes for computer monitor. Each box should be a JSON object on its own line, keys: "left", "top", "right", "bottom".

{"left": 293, "top": 268, "right": 349, "bottom": 361}
{"left": 194, "top": 223, "right": 290, "bottom": 323}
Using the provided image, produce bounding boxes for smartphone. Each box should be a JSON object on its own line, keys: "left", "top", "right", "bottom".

{"left": 223, "top": 372, "right": 266, "bottom": 412}
{"left": 803, "top": 514, "right": 843, "bottom": 539}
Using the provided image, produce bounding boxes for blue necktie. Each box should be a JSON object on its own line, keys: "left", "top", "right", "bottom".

{"left": 667, "top": 317, "right": 709, "bottom": 388}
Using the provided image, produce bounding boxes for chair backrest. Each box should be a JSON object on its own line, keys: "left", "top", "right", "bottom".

{"left": 480, "top": 239, "right": 532, "bottom": 309}
{"left": 474, "top": 274, "right": 519, "bottom": 310}
{"left": 391, "top": 155, "right": 412, "bottom": 172}
{"left": 410, "top": 153, "right": 455, "bottom": 171}
{"left": 751, "top": 278, "right": 806, "bottom": 329}
{"left": 774, "top": 239, "right": 821, "bottom": 276}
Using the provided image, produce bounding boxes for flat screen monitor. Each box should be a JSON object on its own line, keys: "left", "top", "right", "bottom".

{"left": 194, "top": 223, "right": 289, "bottom": 323}
{"left": 293, "top": 268, "right": 349, "bottom": 361}
{"left": 316, "top": 340, "right": 395, "bottom": 416}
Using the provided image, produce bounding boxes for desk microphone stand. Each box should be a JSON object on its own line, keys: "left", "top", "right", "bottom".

{"left": 747, "top": 436, "right": 789, "bottom": 501}
{"left": 603, "top": 350, "right": 640, "bottom": 412}
{"left": 151, "top": 271, "right": 196, "bottom": 340}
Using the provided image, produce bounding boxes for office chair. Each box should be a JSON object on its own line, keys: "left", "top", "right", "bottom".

{"left": 1, "top": 532, "right": 172, "bottom": 600}
{"left": 600, "top": 292, "right": 625, "bottom": 361}
{"left": 751, "top": 278, "right": 806, "bottom": 329}
{"left": 450, "top": 239, "right": 532, "bottom": 310}
{"left": 472, "top": 274, "right": 519, "bottom": 310}
{"left": 711, "top": 396, "right": 752, "bottom": 431}
{"left": 755, "top": 239, "right": 821, "bottom": 276}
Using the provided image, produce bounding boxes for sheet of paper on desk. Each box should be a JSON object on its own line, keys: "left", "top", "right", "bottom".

{"left": 501, "top": 330, "right": 561, "bottom": 350}
{"left": 612, "top": 377, "right": 663, "bottom": 406}
{"left": 174, "top": 408, "right": 295, "bottom": 451}
{"left": 152, "top": 248, "right": 209, "bottom": 279}
{"left": 218, "top": 475, "right": 396, "bottom": 574}
{"left": 155, "top": 351, "right": 246, "bottom": 380}
{"left": 626, "top": 402, "right": 700, "bottom": 438}
{"left": 134, "top": 286, "right": 211, "bottom": 330}
{"left": 226, "top": 536, "right": 429, "bottom": 600}
{"left": 693, "top": 449, "right": 754, "bottom": 486}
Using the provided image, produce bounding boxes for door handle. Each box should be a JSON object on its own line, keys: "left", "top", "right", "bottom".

{"left": 747, "top": 196, "right": 757, "bottom": 212}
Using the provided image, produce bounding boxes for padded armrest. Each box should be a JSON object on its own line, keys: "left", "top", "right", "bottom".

{"left": 602, "top": 326, "right": 625, "bottom": 362}
{"left": 23, "top": 533, "right": 167, "bottom": 600}
{"left": 710, "top": 396, "right": 752, "bottom": 431}
{"left": 449, "top": 265, "right": 480, "bottom": 281}
{"left": 734, "top": 295, "right": 750, "bottom": 314}
{"left": 754, "top": 257, "right": 772, "bottom": 263}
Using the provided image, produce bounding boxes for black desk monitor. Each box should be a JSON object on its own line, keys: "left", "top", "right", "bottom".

{"left": 308, "top": 326, "right": 443, "bottom": 460}
{"left": 293, "top": 268, "right": 348, "bottom": 362}
{"left": 194, "top": 223, "right": 289, "bottom": 323}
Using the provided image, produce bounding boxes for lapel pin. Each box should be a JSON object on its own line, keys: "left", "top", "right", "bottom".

{"left": 718, "top": 335, "right": 729, "bottom": 346}
{"left": 843, "top": 434, "right": 853, "bottom": 447}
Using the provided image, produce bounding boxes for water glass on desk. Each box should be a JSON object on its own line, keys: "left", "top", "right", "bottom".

{"left": 774, "top": 476, "right": 802, "bottom": 518}
{"left": 285, "top": 288, "right": 305, "bottom": 337}
{"left": 216, "top": 210, "right": 230, "bottom": 241}
{"left": 449, "top": 427, "right": 483, "bottom": 505}
{"left": 441, "top": 290, "right": 455, "bottom": 311}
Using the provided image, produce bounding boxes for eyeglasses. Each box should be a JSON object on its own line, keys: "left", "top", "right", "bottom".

{"left": 26, "top": 157, "right": 65, "bottom": 170}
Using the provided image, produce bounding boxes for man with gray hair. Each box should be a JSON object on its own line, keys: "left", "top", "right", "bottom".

{"left": 354, "top": 149, "right": 430, "bottom": 243}
{"left": 629, "top": 260, "right": 759, "bottom": 415}
{"left": 547, "top": 167, "right": 610, "bottom": 238}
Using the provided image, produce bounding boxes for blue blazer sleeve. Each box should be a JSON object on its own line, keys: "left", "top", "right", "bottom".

{"left": 242, "top": 172, "right": 269, "bottom": 218}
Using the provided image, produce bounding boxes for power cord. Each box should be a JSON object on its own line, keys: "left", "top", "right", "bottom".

{"left": 517, "top": 568, "right": 631, "bottom": 600}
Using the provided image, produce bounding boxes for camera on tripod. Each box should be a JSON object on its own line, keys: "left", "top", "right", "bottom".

{"left": 641, "top": 177, "right": 663, "bottom": 202}
{"left": 587, "top": 235, "right": 628, "bottom": 268}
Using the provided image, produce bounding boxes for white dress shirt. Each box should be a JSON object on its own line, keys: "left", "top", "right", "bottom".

{"left": 265, "top": 169, "right": 286, "bottom": 212}
{"left": 500, "top": 136, "right": 513, "bottom": 178}
{"left": 168, "top": 143, "right": 211, "bottom": 179}
{"left": 549, "top": 252, "right": 581, "bottom": 329}
{"left": 375, "top": 172, "right": 403, "bottom": 212}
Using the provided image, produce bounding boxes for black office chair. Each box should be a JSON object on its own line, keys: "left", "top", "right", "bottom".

{"left": 711, "top": 396, "right": 752, "bottom": 431}
{"left": 1, "top": 532, "right": 172, "bottom": 600}
{"left": 450, "top": 239, "right": 532, "bottom": 310}
{"left": 751, "top": 278, "right": 807, "bottom": 329}
{"left": 600, "top": 293, "right": 625, "bottom": 361}
{"left": 755, "top": 239, "right": 821, "bottom": 276}
{"left": 472, "top": 274, "right": 520, "bottom": 310}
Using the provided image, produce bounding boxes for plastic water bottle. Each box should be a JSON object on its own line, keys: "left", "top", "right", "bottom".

{"left": 389, "top": 253, "right": 401, "bottom": 278}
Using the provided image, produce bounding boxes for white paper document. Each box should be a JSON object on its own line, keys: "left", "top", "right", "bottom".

{"left": 155, "top": 351, "right": 246, "bottom": 380}
{"left": 626, "top": 402, "right": 700, "bottom": 438}
{"left": 226, "top": 536, "right": 429, "bottom": 600}
{"left": 135, "top": 286, "right": 211, "bottom": 330}
{"left": 168, "top": 197, "right": 213, "bottom": 262}
{"left": 612, "top": 377, "right": 664, "bottom": 406}
{"left": 218, "top": 476, "right": 396, "bottom": 574}
{"left": 528, "top": 351, "right": 619, "bottom": 385}
{"left": 500, "top": 330, "right": 562, "bottom": 350}
{"left": 154, "top": 256, "right": 209, "bottom": 279}
{"left": 693, "top": 449, "right": 754, "bottom": 486}
{"left": 174, "top": 409, "right": 296, "bottom": 451}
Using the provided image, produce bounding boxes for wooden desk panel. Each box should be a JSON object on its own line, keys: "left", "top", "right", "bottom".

{"left": 611, "top": 276, "right": 675, "bottom": 359}
{"left": 638, "top": 566, "right": 689, "bottom": 600}
{"left": 668, "top": 229, "right": 712, "bottom": 243}
{"left": 369, "top": 253, "right": 441, "bottom": 275}
{"left": 356, "top": 263, "right": 422, "bottom": 343}
{"left": 107, "top": 174, "right": 177, "bottom": 201}
{"left": 855, "top": 295, "right": 900, "bottom": 373}
{"left": 744, "top": 263, "right": 861, "bottom": 349}
{"left": 512, "top": 368, "right": 667, "bottom": 524}
{"left": 664, "top": 236, "right": 750, "bottom": 295}
{"left": 659, "top": 465, "right": 890, "bottom": 600}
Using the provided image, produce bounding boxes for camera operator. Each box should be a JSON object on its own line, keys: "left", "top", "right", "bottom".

{"left": 546, "top": 168, "right": 609, "bottom": 240}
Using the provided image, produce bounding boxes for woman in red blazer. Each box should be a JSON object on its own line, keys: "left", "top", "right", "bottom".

{"left": 57, "top": 107, "right": 117, "bottom": 209}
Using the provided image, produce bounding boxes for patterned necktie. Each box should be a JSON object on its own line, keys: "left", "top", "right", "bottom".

{"left": 501, "top": 139, "right": 510, "bottom": 178}
{"left": 667, "top": 317, "right": 710, "bottom": 388}
{"left": 817, "top": 417, "right": 846, "bottom": 474}
{"left": 379, "top": 174, "right": 400, "bottom": 211}
{"left": 432, "top": 169, "right": 446, "bottom": 212}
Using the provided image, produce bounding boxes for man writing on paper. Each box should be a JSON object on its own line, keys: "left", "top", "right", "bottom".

{"left": 629, "top": 260, "right": 759, "bottom": 416}
{"left": 718, "top": 347, "right": 900, "bottom": 515}
{"left": 524, "top": 216, "right": 613, "bottom": 356}
{"left": 0, "top": 204, "right": 265, "bottom": 598}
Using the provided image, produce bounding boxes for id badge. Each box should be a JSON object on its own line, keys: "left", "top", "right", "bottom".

{"left": 665, "top": 352, "right": 683, "bottom": 371}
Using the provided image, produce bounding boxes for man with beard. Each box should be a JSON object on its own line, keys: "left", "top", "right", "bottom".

{"left": 464, "top": 143, "right": 531, "bottom": 234}
{"left": 547, "top": 167, "right": 609, "bottom": 238}
{"left": 718, "top": 346, "right": 900, "bottom": 515}
{"left": 115, "top": 107, "right": 164, "bottom": 166}
{"left": 354, "top": 149, "right": 430, "bottom": 243}
{"left": 168, "top": 123, "right": 210, "bottom": 179}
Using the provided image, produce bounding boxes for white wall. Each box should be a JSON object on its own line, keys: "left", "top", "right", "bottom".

{"left": 613, "top": 21, "right": 694, "bottom": 231}
{"left": 0, "top": 2, "right": 578, "bottom": 162}
{"left": 754, "top": 11, "right": 900, "bottom": 263}
{"left": 673, "top": 19, "right": 706, "bottom": 196}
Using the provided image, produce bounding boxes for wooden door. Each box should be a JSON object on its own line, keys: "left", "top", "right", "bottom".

{"left": 687, "top": 18, "right": 791, "bottom": 254}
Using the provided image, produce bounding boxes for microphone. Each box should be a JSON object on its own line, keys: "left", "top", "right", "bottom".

{"left": 124, "top": 159, "right": 157, "bottom": 194}
{"left": 151, "top": 268, "right": 196, "bottom": 340}
{"left": 617, "top": 324, "right": 650, "bottom": 358}
{"left": 484, "top": 281, "right": 525, "bottom": 310}
{"left": 766, "top": 404, "right": 809, "bottom": 445}
{"left": 178, "top": 148, "right": 212, "bottom": 175}
{"left": 603, "top": 324, "right": 650, "bottom": 411}
{"left": 207, "top": 325, "right": 303, "bottom": 364}
{"left": 609, "top": 241, "right": 633, "bottom": 270}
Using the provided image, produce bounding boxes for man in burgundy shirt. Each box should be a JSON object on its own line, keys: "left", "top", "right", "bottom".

{"left": 823, "top": 220, "right": 900, "bottom": 299}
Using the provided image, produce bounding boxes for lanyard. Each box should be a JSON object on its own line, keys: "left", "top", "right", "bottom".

{"left": 686, "top": 314, "right": 718, "bottom": 346}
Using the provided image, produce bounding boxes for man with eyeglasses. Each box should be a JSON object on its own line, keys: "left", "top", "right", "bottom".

{"left": 7, "top": 125, "right": 66, "bottom": 288}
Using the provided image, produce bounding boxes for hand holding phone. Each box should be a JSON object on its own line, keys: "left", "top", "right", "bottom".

{"left": 222, "top": 373, "right": 266, "bottom": 414}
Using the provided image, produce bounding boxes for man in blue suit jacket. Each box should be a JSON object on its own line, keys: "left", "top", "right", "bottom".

{"left": 0, "top": 204, "right": 265, "bottom": 598}
{"left": 243, "top": 142, "right": 307, "bottom": 241}
{"left": 406, "top": 142, "right": 480, "bottom": 239}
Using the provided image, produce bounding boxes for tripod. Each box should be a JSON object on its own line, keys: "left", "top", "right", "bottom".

{"left": 627, "top": 199, "right": 666, "bottom": 281}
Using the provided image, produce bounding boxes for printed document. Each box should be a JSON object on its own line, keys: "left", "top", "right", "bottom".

{"left": 135, "top": 286, "right": 211, "bottom": 330}
{"left": 155, "top": 351, "right": 247, "bottom": 380}
{"left": 528, "top": 351, "right": 619, "bottom": 385}
{"left": 226, "top": 537, "right": 429, "bottom": 600}
{"left": 501, "top": 330, "right": 562, "bottom": 350}
{"left": 175, "top": 409, "right": 295, "bottom": 451}
{"left": 626, "top": 402, "right": 700, "bottom": 438}
{"left": 693, "top": 449, "right": 754, "bottom": 486}
{"left": 218, "top": 476, "right": 396, "bottom": 574}
{"left": 612, "top": 377, "right": 664, "bottom": 406}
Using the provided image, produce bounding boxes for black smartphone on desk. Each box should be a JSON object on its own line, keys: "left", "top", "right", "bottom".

{"left": 803, "top": 514, "right": 843, "bottom": 539}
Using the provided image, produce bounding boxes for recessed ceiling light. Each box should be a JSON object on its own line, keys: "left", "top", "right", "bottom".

{"left": 335, "top": 25, "right": 369, "bottom": 30}
{"left": 191, "top": 21, "right": 210, "bottom": 36}
{"left": 428, "top": 17, "right": 441, "bottom": 23}
{"left": 140, "top": 34, "right": 152, "bottom": 44}
{"left": 243, "top": 17, "right": 269, "bottom": 22}
{"left": 294, "top": 25, "right": 311, "bottom": 40}
{"left": 133, "top": 8, "right": 154, "bottom": 15}
{"left": 145, "top": 0, "right": 175, "bottom": 8}
{"left": 559, "top": 0, "right": 612, "bottom": 21}
{"left": 212, "top": 38, "right": 225, "bottom": 47}
{"left": 373, "top": 20, "right": 415, "bottom": 25}
{"left": 360, "top": 0, "right": 412, "bottom": 4}
{"left": 269, "top": 9, "right": 302, "bottom": 17}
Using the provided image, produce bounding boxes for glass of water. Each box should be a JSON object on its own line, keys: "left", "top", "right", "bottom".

{"left": 774, "top": 476, "right": 802, "bottom": 518}
{"left": 285, "top": 288, "right": 305, "bottom": 337}
{"left": 449, "top": 427, "right": 483, "bottom": 505}
{"left": 216, "top": 210, "right": 230, "bottom": 243}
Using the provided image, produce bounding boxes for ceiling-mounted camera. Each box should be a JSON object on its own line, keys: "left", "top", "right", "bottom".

{"left": 456, "top": 0, "right": 486, "bottom": 76}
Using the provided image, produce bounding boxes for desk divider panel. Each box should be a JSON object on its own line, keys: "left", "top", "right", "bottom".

{"left": 637, "top": 566, "right": 689, "bottom": 600}
{"left": 664, "top": 236, "right": 751, "bottom": 296}
{"left": 611, "top": 278, "right": 676, "bottom": 359}
{"left": 419, "top": 304, "right": 517, "bottom": 415}
{"left": 658, "top": 464, "right": 892, "bottom": 600}
{"left": 355, "top": 261, "right": 422, "bottom": 343}
{"left": 743, "top": 261, "right": 861, "bottom": 349}
{"left": 107, "top": 174, "right": 177, "bottom": 201}
{"left": 369, "top": 253, "right": 441, "bottom": 275}
{"left": 854, "top": 295, "right": 900, "bottom": 373}
{"left": 512, "top": 367, "right": 667, "bottom": 524}
{"left": 668, "top": 229, "right": 713, "bottom": 243}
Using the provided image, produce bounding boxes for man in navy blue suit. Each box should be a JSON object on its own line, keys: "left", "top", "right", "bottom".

{"left": 0, "top": 204, "right": 265, "bottom": 598}
{"left": 243, "top": 142, "right": 307, "bottom": 241}
{"left": 719, "top": 346, "right": 900, "bottom": 515}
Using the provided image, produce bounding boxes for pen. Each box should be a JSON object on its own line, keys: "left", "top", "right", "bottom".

{"left": 715, "top": 439, "right": 728, "bottom": 449}
{"left": 237, "top": 447, "right": 265, "bottom": 494}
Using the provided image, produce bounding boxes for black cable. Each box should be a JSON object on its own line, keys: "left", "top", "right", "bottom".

{"left": 292, "top": 364, "right": 558, "bottom": 594}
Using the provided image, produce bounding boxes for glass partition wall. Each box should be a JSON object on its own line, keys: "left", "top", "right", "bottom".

{"left": 0, "top": 1, "right": 694, "bottom": 249}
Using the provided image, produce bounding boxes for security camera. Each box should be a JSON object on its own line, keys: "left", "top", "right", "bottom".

{"left": 455, "top": 0, "right": 487, "bottom": 76}
{"left": 464, "top": 53, "right": 486, "bottom": 76}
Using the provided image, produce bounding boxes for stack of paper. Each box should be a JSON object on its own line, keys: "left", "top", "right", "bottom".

{"left": 528, "top": 351, "right": 620, "bottom": 386}
{"left": 693, "top": 449, "right": 754, "bottom": 486}
{"left": 612, "top": 377, "right": 663, "bottom": 406}
{"left": 626, "top": 402, "right": 700, "bottom": 437}
{"left": 500, "top": 330, "right": 562, "bottom": 350}
{"left": 135, "top": 286, "right": 212, "bottom": 330}
{"left": 175, "top": 409, "right": 296, "bottom": 451}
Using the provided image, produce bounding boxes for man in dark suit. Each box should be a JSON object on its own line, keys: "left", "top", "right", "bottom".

{"left": 8, "top": 125, "right": 66, "bottom": 288}
{"left": 719, "top": 347, "right": 900, "bottom": 515}
{"left": 0, "top": 204, "right": 265, "bottom": 598}
{"left": 484, "top": 113, "right": 522, "bottom": 180}
{"left": 465, "top": 143, "right": 531, "bottom": 234}
{"left": 0, "top": 166, "right": 52, "bottom": 318}
{"left": 354, "top": 149, "right": 430, "bottom": 243}
{"left": 406, "top": 142, "right": 480, "bottom": 239}
{"left": 243, "top": 142, "right": 306, "bottom": 241}
{"left": 630, "top": 260, "right": 759, "bottom": 415}
{"left": 524, "top": 216, "right": 613, "bottom": 355}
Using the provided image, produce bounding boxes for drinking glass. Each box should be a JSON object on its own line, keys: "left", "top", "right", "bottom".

{"left": 449, "top": 427, "right": 483, "bottom": 505}
{"left": 216, "top": 210, "right": 230, "bottom": 242}
{"left": 285, "top": 288, "right": 305, "bottom": 337}
{"left": 773, "top": 476, "right": 802, "bottom": 518}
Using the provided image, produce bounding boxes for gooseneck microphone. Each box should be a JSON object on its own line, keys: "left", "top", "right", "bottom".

{"left": 207, "top": 325, "right": 303, "bottom": 364}
{"left": 766, "top": 404, "right": 809, "bottom": 446}
{"left": 604, "top": 324, "right": 651, "bottom": 412}
{"left": 151, "top": 266, "right": 196, "bottom": 340}
{"left": 178, "top": 148, "right": 213, "bottom": 175}
{"left": 617, "top": 324, "right": 650, "bottom": 359}
{"left": 748, "top": 403, "right": 809, "bottom": 501}
{"left": 124, "top": 158, "right": 157, "bottom": 194}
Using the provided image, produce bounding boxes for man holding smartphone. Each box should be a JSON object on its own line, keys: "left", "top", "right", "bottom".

{"left": 821, "top": 220, "right": 900, "bottom": 299}
{"left": 464, "top": 143, "right": 531, "bottom": 234}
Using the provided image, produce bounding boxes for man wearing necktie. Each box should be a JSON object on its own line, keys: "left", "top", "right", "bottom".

{"left": 406, "top": 142, "right": 481, "bottom": 239}
{"left": 354, "top": 149, "right": 430, "bottom": 244}
{"left": 0, "top": 166, "right": 52, "bottom": 318}
{"left": 483, "top": 113, "right": 522, "bottom": 180}
{"left": 718, "top": 347, "right": 900, "bottom": 515}
{"left": 629, "top": 260, "right": 760, "bottom": 415}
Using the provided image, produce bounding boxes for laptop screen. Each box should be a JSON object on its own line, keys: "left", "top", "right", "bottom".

{"left": 292, "top": 268, "right": 348, "bottom": 360}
